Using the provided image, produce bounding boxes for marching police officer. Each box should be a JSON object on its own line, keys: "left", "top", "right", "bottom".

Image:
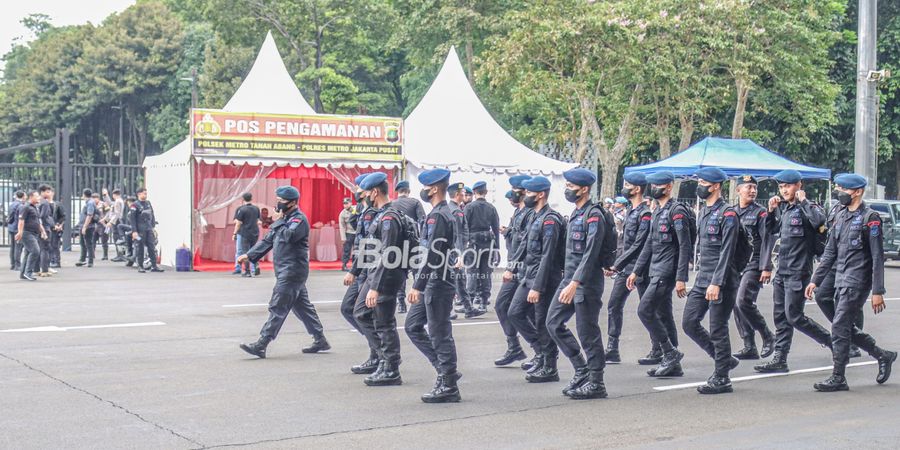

{"left": 682, "top": 168, "right": 748, "bottom": 394}
{"left": 806, "top": 174, "right": 896, "bottom": 391}
{"left": 129, "top": 188, "right": 164, "bottom": 273}
{"left": 465, "top": 180, "right": 501, "bottom": 310}
{"left": 353, "top": 172, "right": 407, "bottom": 386}
{"left": 448, "top": 183, "right": 484, "bottom": 318}
{"left": 546, "top": 168, "right": 610, "bottom": 399}
{"left": 605, "top": 172, "right": 652, "bottom": 363}
{"left": 507, "top": 176, "right": 565, "bottom": 383}
{"left": 341, "top": 174, "right": 381, "bottom": 375}
{"left": 626, "top": 171, "right": 689, "bottom": 377}
{"left": 238, "top": 186, "right": 330, "bottom": 358}
{"left": 732, "top": 175, "right": 776, "bottom": 360}
{"left": 494, "top": 175, "right": 533, "bottom": 366}
{"left": 755, "top": 170, "right": 831, "bottom": 373}
{"left": 405, "top": 169, "right": 463, "bottom": 403}
{"left": 393, "top": 180, "right": 426, "bottom": 314}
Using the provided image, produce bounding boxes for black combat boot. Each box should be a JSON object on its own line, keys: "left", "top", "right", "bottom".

{"left": 877, "top": 350, "right": 897, "bottom": 384}
{"left": 759, "top": 330, "right": 776, "bottom": 358}
{"left": 733, "top": 336, "right": 760, "bottom": 360}
{"left": 754, "top": 351, "right": 789, "bottom": 373}
{"left": 365, "top": 360, "right": 402, "bottom": 386}
{"left": 814, "top": 373, "right": 849, "bottom": 392}
{"left": 397, "top": 302, "right": 407, "bottom": 314}
{"left": 849, "top": 345, "right": 862, "bottom": 358}
{"left": 239, "top": 336, "right": 271, "bottom": 359}
{"left": 495, "top": 337, "right": 527, "bottom": 366}
{"left": 697, "top": 374, "right": 733, "bottom": 394}
{"left": 521, "top": 352, "right": 544, "bottom": 372}
{"left": 569, "top": 371, "right": 608, "bottom": 400}
{"left": 605, "top": 337, "right": 621, "bottom": 363}
{"left": 422, "top": 372, "right": 462, "bottom": 403}
{"left": 561, "top": 354, "right": 589, "bottom": 396}
{"left": 464, "top": 307, "right": 486, "bottom": 319}
{"left": 638, "top": 346, "right": 663, "bottom": 365}
{"left": 302, "top": 335, "right": 331, "bottom": 353}
{"left": 526, "top": 354, "right": 559, "bottom": 383}
{"left": 351, "top": 350, "right": 380, "bottom": 374}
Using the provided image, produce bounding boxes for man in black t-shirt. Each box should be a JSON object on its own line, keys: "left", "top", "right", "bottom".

{"left": 16, "top": 191, "right": 46, "bottom": 281}
{"left": 233, "top": 192, "right": 261, "bottom": 277}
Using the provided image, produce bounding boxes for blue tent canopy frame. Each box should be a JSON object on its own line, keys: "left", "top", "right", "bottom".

{"left": 623, "top": 137, "right": 831, "bottom": 180}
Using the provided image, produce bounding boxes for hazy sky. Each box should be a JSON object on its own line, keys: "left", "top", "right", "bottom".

{"left": 1, "top": 0, "right": 135, "bottom": 69}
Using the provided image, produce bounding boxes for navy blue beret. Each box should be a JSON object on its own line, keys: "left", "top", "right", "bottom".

{"left": 464, "top": 186, "right": 473, "bottom": 195}
{"left": 275, "top": 185, "right": 300, "bottom": 201}
{"left": 624, "top": 172, "right": 647, "bottom": 186}
{"left": 354, "top": 174, "right": 368, "bottom": 186}
{"left": 473, "top": 181, "right": 487, "bottom": 190}
{"left": 417, "top": 169, "right": 451, "bottom": 186}
{"left": 615, "top": 196, "right": 628, "bottom": 204}
{"left": 646, "top": 171, "right": 675, "bottom": 185}
{"left": 563, "top": 167, "right": 597, "bottom": 187}
{"left": 695, "top": 167, "right": 728, "bottom": 183}
{"left": 834, "top": 173, "right": 867, "bottom": 189}
{"left": 736, "top": 175, "right": 758, "bottom": 186}
{"left": 395, "top": 180, "right": 409, "bottom": 190}
{"left": 448, "top": 182, "right": 465, "bottom": 194}
{"left": 509, "top": 175, "right": 531, "bottom": 189}
{"left": 522, "top": 176, "right": 551, "bottom": 192}
{"left": 359, "top": 172, "right": 388, "bottom": 190}
{"left": 505, "top": 190, "right": 514, "bottom": 200}
{"left": 774, "top": 170, "right": 802, "bottom": 184}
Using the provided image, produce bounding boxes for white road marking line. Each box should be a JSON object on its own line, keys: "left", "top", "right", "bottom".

{"left": 223, "top": 301, "right": 342, "bottom": 308}
{"left": 0, "top": 321, "right": 166, "bottom": 333}
{"left": 349, "top": 320, "right": 500, "bottom": 333}
{"left": 653, "top": 361, "right": 877, "bottom": 391}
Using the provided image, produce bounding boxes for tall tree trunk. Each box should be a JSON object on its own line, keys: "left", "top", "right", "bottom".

{"left": 655, "top": 94, "right": 671, "bottom": 159}
{"left": 678, "top": 110, "right": 694, "bottom": 151}
{"left": 583, "top": 85, "right": 643, "bottom": 199}
{"left": 732, "top": 77, "right": 751, "bottom": 138}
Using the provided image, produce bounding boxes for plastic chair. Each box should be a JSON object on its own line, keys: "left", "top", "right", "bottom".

{"left": 316, "top": 225, "right": 338, "bottom": 261}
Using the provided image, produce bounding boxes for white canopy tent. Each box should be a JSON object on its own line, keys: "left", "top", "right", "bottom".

{"left": 404, "top": 47, "right": 576, "bottom": 262}
{"left": 144, "top": 32, "right": 319, "bottom": 266}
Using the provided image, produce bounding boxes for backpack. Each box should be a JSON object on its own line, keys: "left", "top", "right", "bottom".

{"left": 811, "top": 203, "right": 828, "bottom": 257}
{"left": 386, "top": 207, "right": 420, "bottom": 259}
{"left": 586, "top": 204, "right": 618, "bottom": 268}
{"left": 671, "top": 202, "right": 698, "bottom": 252}
{"left": 544, "top": 210, "right": 568, "bottom": 265}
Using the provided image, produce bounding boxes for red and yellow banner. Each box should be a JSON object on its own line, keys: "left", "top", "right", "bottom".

{"left": 191, "top": 109, "right": 403, "bottom": 160}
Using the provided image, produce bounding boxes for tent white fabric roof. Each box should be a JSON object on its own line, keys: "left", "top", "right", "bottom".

{"left": 404, "top": 47, "right": 575, "bottom": 175}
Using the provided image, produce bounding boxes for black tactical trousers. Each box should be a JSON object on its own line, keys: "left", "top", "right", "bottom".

{"left": 39, "top": 235, "right": 51, "bottom": 273}
{"left": 465, "top": 246, "right": 493, "bottom": 304}
{"left": 734, "top": 270, "right": 769, "bottom": 339}
{"left": 453, "top": 267, "right": 474, "bottom": 310}
{"left": 396, "top": 275, "right": 408, "bottom": 310}
{"left": 134, "top": 229, "right": 158, "bottom": 269}
{"left": 637, "top": 277, "right": 680, "bottom": 348}
{"left": 79, "top": 226, "right": 96, "bottom": 263}
{"left": 9, "top": 231, "right": 22, "bottom": 269}
{"left": 353, "top": 280, "right": 402, "bottom": 365}
{"left": 509, "top": 278, "right": 561, "bottom": 357}
{"left": 342, "top": 233, "right": 355, "bottom": 266}
{"left": 495, "top": 275, "right": 523, "bottom": 339}
{"left": 815, "top": 269, "right": 864, "bottom": 329}
{"left": 260, "top": 277, "right": 325, "bottom": 341}
{"left": 831, "top": 287, "right": 884, "bottom": 376}
{"left": 607, "top": 272, "right": 648, "bottom": 338}
{"left": 546, "top": 281, "right": 606, "bottom": 372}
{"left": 772, "top": 273, "right": 831, "bottom": 355}
{"left": 18, "top": 231, "right": 40, "bottom": 277}
{"left": 683, "top": 284, "right": 738, "bottom": 376}
{"left": 49, "top": 230, "right": 61, "bottom": 265}
{"left": 405, "top": 280, "right": 458, "bottom": 375}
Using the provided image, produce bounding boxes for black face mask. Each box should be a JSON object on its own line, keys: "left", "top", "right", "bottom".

{"left": 419, "top": 188, "right": 432, "bottom": 203}
{"left": 510, "top": 191, "right": 523, "bottom": 204}
{"left": 836, "top": 191, "right": 852, "bottom": 206}
{"left": 275, "top": 201, "right": 292, "bottom": 212}
{"left": 354, "top": 191, "right": 364, "bottom": 202}
{"left": 650, "top": 187, "right": 667, "bottom": 200}
{"left": 696, "top": 184, "right": 712, "bottom": 200}
{"left": 621, "top": 187, "right": 633, "bottom": 199}
{"left": 523, "top": 194, "right": 538, "bottom": 208}
{"left": 564, "top": 188, "right": 581, "bottom": 203}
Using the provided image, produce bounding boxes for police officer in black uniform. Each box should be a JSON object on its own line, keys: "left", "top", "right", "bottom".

{"left": 341, "top": 174, "right": 381, "bottom": 374}
{"left": 546, "top": 168, "right": 610, "bottom": 399}
{"left": 129, "top": 188, "right": 164, "bottom": 273}
{"left": 353, "top": 172, "right": 407, "bottom": 386}
{"left": 605, "top": 172, "right": 652, "bottom": 363}
{"left": 465, "top": 180, "right": 500, "bottom": 310}
{"left": 405, "top": 168, "right": 464, "bottom": 403}
{"left": 507, "top": 176, "right": 565, "bottom": 383}
{"left": 494, "top": 175, "right": 533, "bottom": 366}
{"left": 238, "top": 186, "right": 330, "bottom": 358}
{"left": 732, "top": 175, "right": 776, "bottom": 360}
{"left": 448, "top": 183, "right": 484, "bottom": 319}
{"left": 682, "top": 168, "right": 747, "bottom": 394}
{"left": 755, "top": 170, "right": 831, "bottom": 373}
{"left": 627, "top": 171, "right": 689, "bottom": 377}
{"left": 393, "top": 180, "right": 426, "bottom": 314}
{"left": 806, "top": 173, "right": 896, "bottom": 391}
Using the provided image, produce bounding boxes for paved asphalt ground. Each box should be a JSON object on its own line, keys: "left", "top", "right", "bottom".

{"left": 2, "top": 248, "right": 900, "bottom": 449}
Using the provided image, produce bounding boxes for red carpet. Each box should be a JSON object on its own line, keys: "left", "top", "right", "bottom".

{"left": 194, "top": 258, "right": 343, "bottom": 272}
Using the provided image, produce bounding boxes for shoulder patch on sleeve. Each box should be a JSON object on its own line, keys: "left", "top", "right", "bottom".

{"left": 587, "top": 216, "right": 600, "bottom": 223}
{"left": 543, "top": 219, "right": 555, "bottom": 225}
{"left": 673, "top": 213, "right": 684, "bottom": 220}
{"left": 427, "top": 218, "right": 436, "bottom": 224}
{"left": 291, "top": 218, "right": 302, "bottom": 223}
{"left": 759, "top": 211, "right": 768, "bottom": 218}
{"left": 724, "top": 211, "right": 737, "bottom": 217}
{"left": 641, "top": 215, "right": 651, "bottom": 221}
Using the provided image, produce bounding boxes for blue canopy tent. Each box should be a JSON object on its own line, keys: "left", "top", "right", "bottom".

{"left": 624, "top": 137, "right": 831, "bottom": 180}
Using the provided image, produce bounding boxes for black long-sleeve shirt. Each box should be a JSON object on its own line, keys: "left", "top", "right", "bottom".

{"left": 812, "top": 203, "right": 885, "bottom": 295}
{"left": 613, "top": 202, "right": 651, "bottom": 273}
{"left": 695, "top": 198, "right": 740, "bottom": 288}
{"left": 766, "top": 199, "right": 825, "bottom": 276}
{"left": 566, "top": 203, "right": 605, "bottom": 288}
{"left": 735, "top": 201, "right": 773, "bottom": 272}
{"left": 247, "top": 208, "right": 310, "bottom": 282}
{"left": 366, "top": 202, "right": 405, "bottom": 294}
{"left": 522, "top": 204, "right": 565, "bottom": 293}
{"left": 465, "top": 198, "right": 500, "bottom": 249}
{"left": 507, "top": 206, "right": 536, "bottom": 273}
{"left": 413, "top": 201, "right": 455, "bottom": 290}
{"left": 633, "top": 200, "right": 693, "bottom": 283}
